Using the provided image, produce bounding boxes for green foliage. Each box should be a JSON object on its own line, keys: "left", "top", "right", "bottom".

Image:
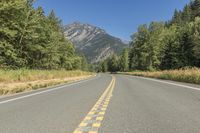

{"left": 128, "top": 0, "right": 200, "bottom": 71}
{"left": 160, "top": 25, "right": 182, "bottom": 70}
{"left": 119, "top": 48, "right": 129, "bottom": 72}
{"left": 99, "top": 60, "right": 108, "bottom": 72}
{"left": 89, "top": 0, "right": 200, "bottom": 73}
{"left": 170, "top": 0, "right": 200, "bottom": 24}
{"left": 80, "top": 55, "right": 89, "bottom": 71}
{"left": 0, "top": 0, "right": 88, "bottom": 70}
{"left": 97, "top": 54, "right": 120, "bottom": 73}
{"left": 191, "top": 0, "right": 200, "bottom": 18}
{"left": 171, "top": 9, "right": 182, "bottom": 25}
{"left": 130, "top": 22, "right": 166, "bottom": 71}
{"left": 182, "top": 4, "right": 192, "bottom": 23}
{"left": 190, "top": 17, "right": 200, "bottom": 66}
{"left": 107, "top": 55, "right": 119, "bottom": 73}
{"left": 129, "top": 24, "right": 150, "bottom": 70}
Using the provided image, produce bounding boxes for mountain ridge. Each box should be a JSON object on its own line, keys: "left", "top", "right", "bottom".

{"left": 64, "top": 22, "right": 128, "bottom": 63}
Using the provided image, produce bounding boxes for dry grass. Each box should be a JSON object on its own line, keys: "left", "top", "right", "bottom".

{"left": 0, "top": 70, "right": 94, "bottom": 95}
{"left": 122, "top": 68, "right": 200, "bottom": 84}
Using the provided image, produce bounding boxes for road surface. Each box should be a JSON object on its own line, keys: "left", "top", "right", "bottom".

{"left": 0, "top": 74, "right": 200, "bottom": 133}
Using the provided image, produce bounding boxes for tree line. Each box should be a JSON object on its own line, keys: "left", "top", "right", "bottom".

{"left": 98, "top": 0, "right": 200, "bottom": 72}
{"left": 0, "top": 0, "right": 88, "bottom": 70}
{"left": 97, "top": 48, "right": 129, "bottom": 72}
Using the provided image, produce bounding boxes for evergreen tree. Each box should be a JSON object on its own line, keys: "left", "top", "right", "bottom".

{"left": 100, "top": 60, "right": 108, "bottom": 72}
{"left": 182, "top": 4, "right": 192, "bottom": 23}
{"left": 159, "top": 26, "right": 181, "bottom": 70}
{"left": 171, "top": 9, "right": 182, "bottom": 25}
{"left": 119, "top": 48, "right": 129, "bottom": 72}
{"left": 178, "top": 24, "right": 195, "bottom": 67}
{"left": 129, "top": 0, "right": 200, "bottom": 71}
{"left": 80, "top": 55, "right": 89, "bottom": 71}
{"left": 190, "top": 17, "right": 200, "bottom": 66}
{"left": 107, "top": 55, "right": 119, "bottom": 73}
{"left": 191, "top": 0, "right": 200, "bottom": 18}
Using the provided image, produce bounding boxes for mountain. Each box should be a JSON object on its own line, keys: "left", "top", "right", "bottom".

{"left": 64, "top": 22, "right": 128, "bottom": 63}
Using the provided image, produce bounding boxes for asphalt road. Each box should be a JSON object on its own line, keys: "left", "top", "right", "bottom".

{"left": 0, "top": 74, "right": 200, "bottom": 133}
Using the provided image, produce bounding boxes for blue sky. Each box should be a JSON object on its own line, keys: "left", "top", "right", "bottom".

{"left": 34, "top": 0, "right": 190, "bottom": 41}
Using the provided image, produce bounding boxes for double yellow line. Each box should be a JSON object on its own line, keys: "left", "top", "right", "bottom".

{"left": 73, "top": 76, "right": 116, "bottom": 133}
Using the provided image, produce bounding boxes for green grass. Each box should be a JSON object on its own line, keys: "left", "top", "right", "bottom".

{"left": 121, "top": 68, "right": 200, "bottom": 85}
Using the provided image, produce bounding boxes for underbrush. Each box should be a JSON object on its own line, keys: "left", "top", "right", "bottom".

{"left": 0, "top": 69, "right": 92, "bottom": 83}
{"left": 123, "top": 68, "right": 200, "bottom": 84}
{"left": 0, "top": 70, "right": 94, "bottom": 95}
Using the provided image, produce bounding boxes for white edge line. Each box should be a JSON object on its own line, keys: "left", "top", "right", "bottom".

{"left": 126, "top": 75, "right": 200, "bottom": 91}
{"left": 0, "top": 74, "right": 99, "bottom": 105}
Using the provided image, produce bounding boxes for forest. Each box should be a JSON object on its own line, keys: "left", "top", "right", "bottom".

{"left": 1, "top": 0, "right": 200, "bottom": 73}
{"left": 98, "top": 0, "right": 200, "bottom": 72}
{"left": 0, "top": 0, "right": 88, "bottom": 70}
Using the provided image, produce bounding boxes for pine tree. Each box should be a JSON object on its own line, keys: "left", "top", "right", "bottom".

{"left": 128, "top": 0, "right": 200, "bottom": 71}
{"left": 182, "top": 4, "right": 192, "bottom": 23}
{"left": 99, "top": 60, "right": 108, "bottom": 72}
{"left": 160, "top": 26, "right": 181, "bottom": 70}
{"left": 107, "top": 55, "right": 119, "bottom": 73}
{"left": 178, "top": 24, "right": 195, "bottom": 67}
{"left": 119, "top": 48, "right": 129, "bottom": 72}
{"left": 80, "top": 55, "right": 88, "bottom": 71}
{"left": 191, "top": 0, "right": 200, "bottom": 18}
{"left": 190, "top": 17, "right": 200, "bottom": 66}
{"left": 171, "top": 9, "right": 182, "bottom": 25}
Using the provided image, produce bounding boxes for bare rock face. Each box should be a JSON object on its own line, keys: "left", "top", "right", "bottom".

{"left": 64, "top": 22, "right": 127, "bottom": 63}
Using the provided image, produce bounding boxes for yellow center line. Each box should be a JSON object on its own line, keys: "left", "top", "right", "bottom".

{"left": 73, "top": 75, "right": 116, "bottom": 133}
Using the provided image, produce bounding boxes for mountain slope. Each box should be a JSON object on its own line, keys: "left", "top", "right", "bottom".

{"left": 64, "top": 22, "right": 127, "bottom": 63}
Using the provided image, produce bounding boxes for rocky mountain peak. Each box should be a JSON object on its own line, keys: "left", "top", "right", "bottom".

{"left": 64, "top": 22, "right": 127, "bottom": 63}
